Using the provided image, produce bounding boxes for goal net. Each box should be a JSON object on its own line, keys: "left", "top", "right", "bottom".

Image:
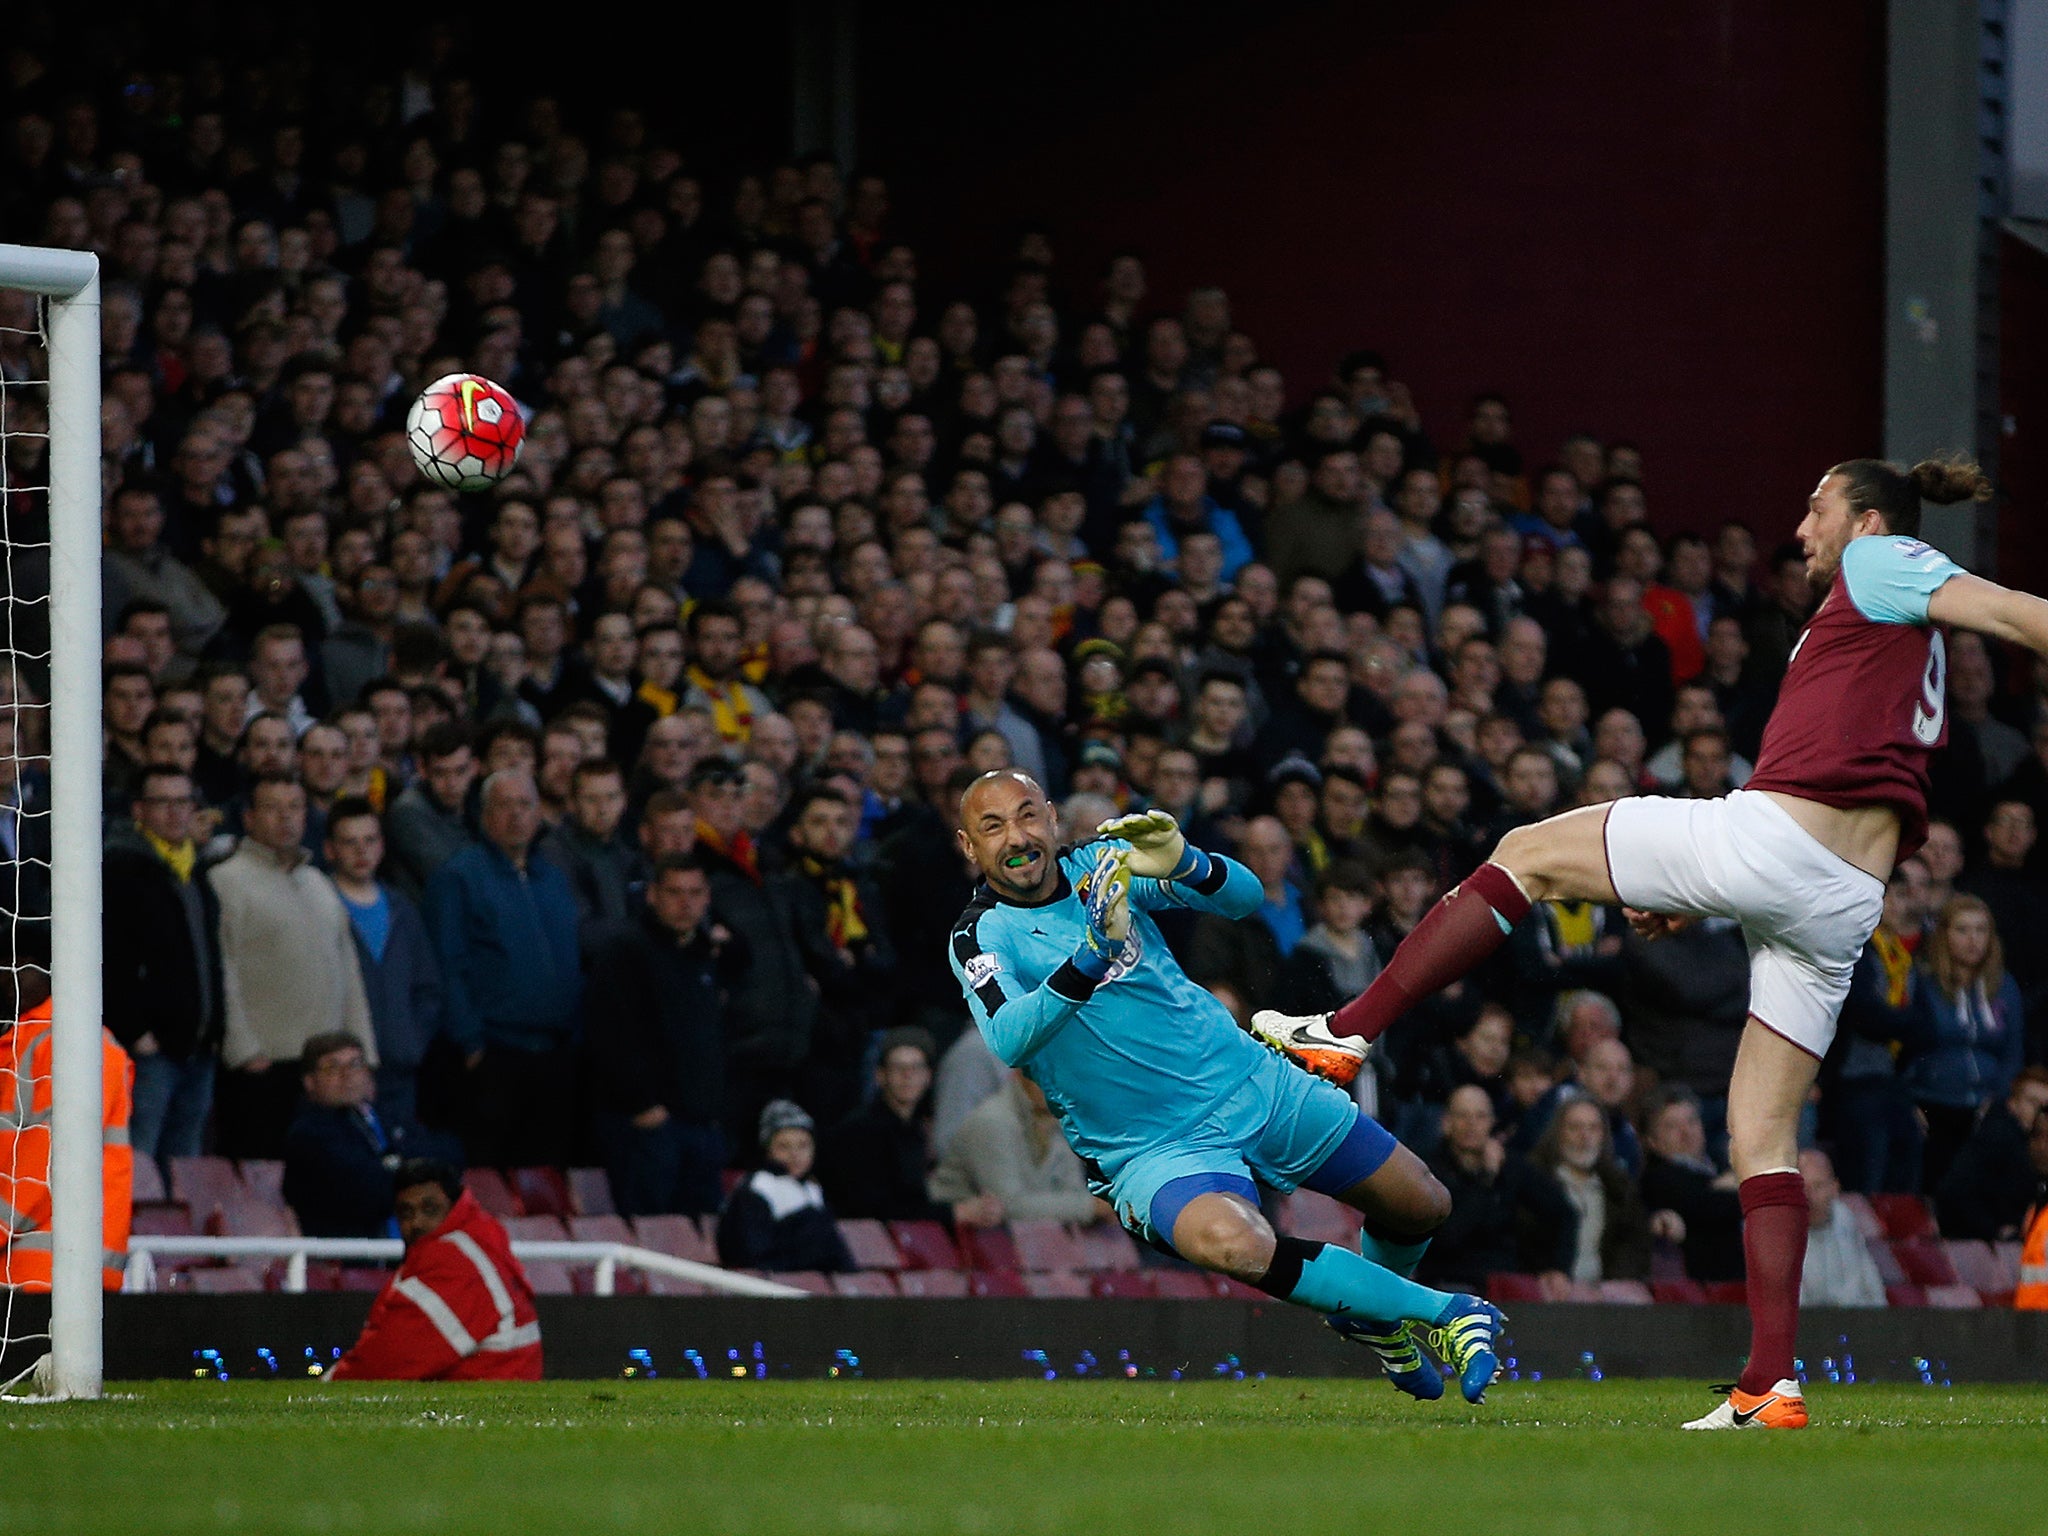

{"left": 0, "top": 243, "right": 102, "bottom": 1400}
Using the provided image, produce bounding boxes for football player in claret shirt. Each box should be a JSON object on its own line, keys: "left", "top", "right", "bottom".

{"left": 1257, "top": 456, "right": 2048, "bottom": 1429}
{"left": 949, "top": 771, "right": 1504, "bottom": 1406}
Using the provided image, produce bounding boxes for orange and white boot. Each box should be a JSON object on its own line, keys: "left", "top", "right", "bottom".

{"left": 1681, "top": 1379, "right": 1808, "bottom": 1430}
{"left": 1247, "top": 1010, "right": 1368, "bottom": 1087}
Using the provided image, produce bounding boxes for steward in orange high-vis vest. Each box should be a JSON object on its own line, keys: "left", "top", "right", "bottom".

{"left": 0, "top": 998, "right": 135, "bottom": 1291}
{"left": 2016, "top": 1108, "right": 2048, "bottom": 1310}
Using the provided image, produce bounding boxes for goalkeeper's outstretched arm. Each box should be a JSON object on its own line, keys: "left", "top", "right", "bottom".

{"left": 1097, "top": 809, "right": 1261, "bottom": 920}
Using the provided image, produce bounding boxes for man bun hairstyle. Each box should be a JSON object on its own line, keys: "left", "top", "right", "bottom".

{"left": 1828, "top": 455, "right": 1993, "bottom": 539}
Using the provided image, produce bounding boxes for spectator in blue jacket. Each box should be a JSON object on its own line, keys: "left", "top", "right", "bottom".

{"left": 1905, "top": 894, "right": 2028, "bottom": 1194}
{"left": 424, "top": 769, "right": 583, "bottom": 1168}
{"left": 325, "top": 796, "right": 442, "bottom": 1131}
{"left": 1141, "top": 452, "right": 1254, "bottom": 580}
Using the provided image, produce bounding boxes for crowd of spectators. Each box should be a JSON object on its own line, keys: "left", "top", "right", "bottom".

{"left": 3, "top": 35, "right": 2046, "bottom": 1292}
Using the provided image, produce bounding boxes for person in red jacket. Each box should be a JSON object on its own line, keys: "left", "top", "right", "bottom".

{"left": 327, "top": 1160, "right": 542, "bottom": 1381}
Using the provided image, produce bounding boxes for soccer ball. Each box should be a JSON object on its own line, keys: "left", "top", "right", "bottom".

{"left": 406, "top": 373, "right": 525, "bottom": 492}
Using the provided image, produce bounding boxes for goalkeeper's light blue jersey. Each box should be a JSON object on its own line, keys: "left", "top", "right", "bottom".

{"left": 947, "top": 844, "right": 1274, "bottom": 1178}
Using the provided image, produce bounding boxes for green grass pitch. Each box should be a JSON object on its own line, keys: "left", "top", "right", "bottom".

{"left": 5, "top": 1379, "right": 2045, "bottom": 1535}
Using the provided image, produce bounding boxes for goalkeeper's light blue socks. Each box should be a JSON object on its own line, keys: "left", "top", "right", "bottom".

{"left": 1251, "top": 1234, "right": 1454, "bottom": 1325}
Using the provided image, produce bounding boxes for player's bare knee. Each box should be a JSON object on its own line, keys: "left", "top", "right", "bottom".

{"left": 1489, "top": 824, "right": 1548, "bottom": 899}
{"left": 1415, "top": 1173, "right": 1452, "bottom": 1231}
{"left": 1174, "top": 1198, "right": 1274, "bottom": 1280}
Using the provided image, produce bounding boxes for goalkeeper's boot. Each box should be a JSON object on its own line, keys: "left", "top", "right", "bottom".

{"left": 1681, "top": 1380, "right": 1807, "bottom": 1431}
{"left": 1424, "top": 1295, "right": 1506, "bottom": 1405}
{"left": 1247, "top": 1009, "right": 1368, "bottom": 1087}
{"left": 1326, "top": 1315, "right": 1444, "bottom": 1402}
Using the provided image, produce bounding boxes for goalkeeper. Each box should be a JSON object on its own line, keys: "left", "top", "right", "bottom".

{"left": 948, "top": 770, "right": 1504, "bottom": 1403}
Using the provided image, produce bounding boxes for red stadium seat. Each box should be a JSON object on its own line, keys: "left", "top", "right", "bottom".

{"left": 1884, "top": 1283, "right": 1928, "bottom": 1308}
{"left": 131, "top": 1157, "right": 167, "bottom": 1204}
{"left": 1072, "top": 1223, "right": 1142, "bottom": 1272}
{"left": 501, "top": 1214, "right": 568, "bottom": 1241}
{"left": 831, "top": 1271, "right": 899, "bottom": 1297}
{"left": 1024, "top": 1271, "right": 1090, "bottom": 1298}
{"left": 167, "top": 1155, "right": 242, "bottom": 1226}
{"left": 1150, "top": 1270, "right": 1221, "bottom": 1300}
{"left": 1869, "top": 1193, "right": 1937, "bottom": 1241}
{"left": 1009, "top": 1220, "right": 1090, "bottom": 1272}
{"left": 1890, "top": 1238, "right": 1959, "bottom": 1287}
{"left": 1924, "top": 1283, "right": 1982, "bottom": 1309}
{"left": 895, "top": 1269, "right": 971, "bottom": 1298}
{"left": 461, "top": 1167, "right": 519, "bottom": 1217}
{"left": 967, "top": 1270, "right": 1028, "bottom": 1298}
{"left": 1995, "top": 1241, "right": 2025, "bottom": 1287}
{"left": 1651, "top": 1279, "right": 1706, "bottom": 1304}
{"left": 185, "top": 1264, "right": 266, "bottom": 1294}
{"left": 523, "top": 1260, "right": 577, "bottom": 1295}
{"left": 239, "top": 1158, "right": 285, "bottom": 1202}
{"left": 957, "top": 1225, "right": 1022, "bottom": 1272}
{"left": 339, "top": 1265, "right": 393, "bottom": 1292}
{"left": 1703, "top": 1281, "right": 1747, "bottom": 1306}
{"left": 1274, "top": 1190, "right": 1364, "bottom": 1246}
{"left": 1942, "top": 1240, "right": 2006, "bottom": 1293}
{"left": 888, "top": 1220, "right": 962, "bottom": 1270}
{"left": 510, "top": 1166, "right": 571, "bottom": 1217}
{"left": 567, "top": 1167, "right": 616, "bottom": 1217}
{"left": 747, "top": 1270, "right": 832, "bottom": 1294}
{"left": 1087, "top": 1271, "right": 1155, "bottom": 1299}
{"left": 643, "top": 1273, "right": 710, "bottom": 1296}
{"left": 1598, "top": 1280, "right": 1654, "bottom": 1305}
{"left": 571, "top": 1263, "right": 644, "bottom": 1296}
{"left": 296, "top": 1261, "right": 344, "bottom": 1292}
{"left": 131, "top": 1202, "right": 193, "bottom": 1237}
{"left": 632, "top": 1215, "right": 718, "bottom": 1265}
{"left": 1485, "top": 1272, "right": 1546, "bottom": 1304}
{"left": 568, "top": 1215, "right": 633, "bottom": 1245}
{"left": 837, "top": 1219, "right": 904, "bottom": 1270}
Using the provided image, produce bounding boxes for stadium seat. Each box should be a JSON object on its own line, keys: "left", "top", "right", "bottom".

{"left": 216, "top": 1184, "right": 299, "bottom": 1239}
{"left": 1150, "top": 1270, "right": 1221, "bottom": 1300}
{"left": 1648, "top": 1239, "right": 1687, "bottom": 1282}
{"left": 501, "top": 1214, "right": 569, "bottom": 1241}
{"left": 1072, "top": 1222, "right": 1142, "bottom": 1272}
{"left": 185, "top": 1264, "right": 266, "bottom": 1294}
{"left": 1838, "top": 1192, "right": 1884, "bottom": 1241}
{"left": 836, "top": 1219, "right": 904, "bottom": 1270}
{"left": 461, "top": 1167, "right": 519, "bottom": 1217}
{"left": 1598, "top": 1280, "right": 1654, "bottom": 1305}
{"left": 888, "top": 1220, "right": 962, "bottom": 1270}
{"left": 1651, "top": 1279, "right": 1706, "bottom": 1304}
{"left": 1208, "top": 1275, "right": 1266, "bottom": 1301}
{"left": 297, "top": 1261, "right": 344, "bottom": 1292}
{"left": 1890, "top": 1238, "right": 1959, "bottom": 1287}
{"left": 131, "top": 1157, "right": 167, "bottom": 1204}
{"left": 571, "top": 1263, "right": 645, "bottom": 1296}
{"left": 131, "top": 1202, "right": 193, "bottom": 1237}
{"left": 632, "top": 1215, "right": 718, "bottom": 1266}
{"left": 567, "top": 1167, "right": 615, "bottom": 1216}
{"left": 831, "top": 1271, "right": 899, "bottom": 1297}
{"left": 1486, "top": 1272, "right": 1546, "bottom": 1304}
{"left": 643, "top": 1274, "right": 710, "bottom": 1296}
{"left": 339, "top": 1266, "right": 393, "bottom": 1292}
{"left": 1944, "top": 1240, "right": 2007, "bottom": 1293}
{"left": 510, "top": 1166, "right": 571, "bottom": 1217}
{"left": 1885, "top": 1283, "right": 1928, "bottom": 1308}
{"left": 167, "top": 1155, "right": 243, "bottom": 1224}
{"left": 1088, "top": 1271, "right": 1155, "bottom": 1299}
{"left": 748, "top": 1270, "right": 832, "bottom": 1295}
{"left": 523, "top": 1261, "right": 577, "bottom": 1295}
{"left": 1564, "top": 1282, "right": 1605, "bottom": 1303}
{"left": 1274, "top": 1190, "right": 1364, "bottom": 1246}
{"left": 957, "top": 1224, "right": 1022, "bottom": 1272}
{"left": 567, "top": 1215, "right": 633, "bottom": 1245}
{"left": 1866, "top": 1237, "right": 1907, "bottom": 1284}
{"left": 967, "top": 1270, "right": 1029, "bottom": 1298}
{"left": 1869, "top": 1193, "right": 1938, "bottom": 1240}
{"left": 895, "top": 1269, "right": 970, "bottom": 1298}
{"left": 1924, "top": 1283, "right": 1982, "bottom": 1309}
{"left": 1703, "top": 1281, "right": 1747, "bottom": 1306}
{"left": 239, "top": 1159, "right": 285, "bottom": 1202}
{"left": 1024, "top": 1271, "right": 1091, "bottom": 1299}
{"left": 1009, "top": 1220, "right": 1090, "bottom": 1272}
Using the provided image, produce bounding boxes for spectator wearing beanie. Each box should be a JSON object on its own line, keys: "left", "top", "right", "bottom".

{"left": 716, "top": 1100, "right": 854, "bottom": 1273}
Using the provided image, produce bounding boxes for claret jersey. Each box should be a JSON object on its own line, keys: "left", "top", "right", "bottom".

{"left": 1744, "top": 534, "right": 1965, "bottom": 857}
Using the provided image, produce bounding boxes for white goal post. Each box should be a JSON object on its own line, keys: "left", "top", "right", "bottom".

{"left": 0, "top": 243, "right": 102, "bottom": 1400}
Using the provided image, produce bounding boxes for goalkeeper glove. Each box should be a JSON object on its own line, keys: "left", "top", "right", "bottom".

{"left": 1073, "top": 846, "right": 1132, "bottom": 979}
{"left": 1097, "top": 808, "right": 1209, "bottom": 883}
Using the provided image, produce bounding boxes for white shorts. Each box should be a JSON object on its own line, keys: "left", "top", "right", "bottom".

{"left": 1602, "top": 790, "right": 1885, "bottom": 1058}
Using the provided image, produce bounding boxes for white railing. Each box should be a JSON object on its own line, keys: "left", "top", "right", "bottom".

{"left": 123, "top": 1237, "right": 808, "bottom": 1299}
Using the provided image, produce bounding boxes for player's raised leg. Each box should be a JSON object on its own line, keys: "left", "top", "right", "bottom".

{"left": 1163, "top": 1177, "right": 1504, "bottom": 1405}
{"left": 1682, "top": 1019, "right": 1821, "bottom": 1431}
{"left": 1252, "top": 802, "right": 1621, "bottom": 1072}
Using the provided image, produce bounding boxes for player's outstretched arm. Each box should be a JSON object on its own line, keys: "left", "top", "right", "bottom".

{"left": 1927, "top": 573, "right": 2048, "bottom": 656}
